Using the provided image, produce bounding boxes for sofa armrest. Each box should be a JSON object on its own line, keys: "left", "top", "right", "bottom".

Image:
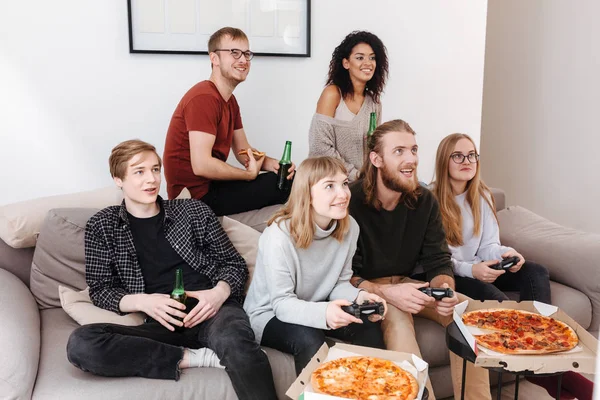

{"left": 489, "top": 188, "right": 506, "bottom": 211}
{"left": 498, "top": 206, "right": 600, "bottom": 335}
{"left": 0, "top": 268, "right": 40, "bottom": 399}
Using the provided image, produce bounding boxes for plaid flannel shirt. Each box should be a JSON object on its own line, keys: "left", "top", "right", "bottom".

{"left": 85, "top": 197, "right": 248, "bottom": 313}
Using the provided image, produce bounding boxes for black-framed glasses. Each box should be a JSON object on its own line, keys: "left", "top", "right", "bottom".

{"left": 213, "top": 48, "right": 254, "bottom": 60}
{"left": 450, "top": 152, "right": 479, "bottom": 164}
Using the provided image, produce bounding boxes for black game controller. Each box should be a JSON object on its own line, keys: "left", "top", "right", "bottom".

{"left": 490, "top": 256, "right": 520, "bottom": 270}
{"left": 341, "top": 301, "right": 385, "bottom": 319}
{"left": 418, "top": 287, "right": 454, "bottom": 300}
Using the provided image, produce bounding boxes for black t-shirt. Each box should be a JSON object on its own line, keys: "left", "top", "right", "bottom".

{"left": 349, "top": 180, "right": 454, "bottom": 282}
{"left": 128, "top": 206, "right": 212, "bottom": 294}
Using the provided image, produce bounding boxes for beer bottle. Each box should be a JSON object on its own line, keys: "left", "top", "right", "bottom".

{"left": 366, "top": 112, "right": 377, "bottom": 144}
{"left": 170, "top": 268, "right": 186, "bottom": 331}
{"left": 276, "top": 141, "right": 292, "bottom": 191}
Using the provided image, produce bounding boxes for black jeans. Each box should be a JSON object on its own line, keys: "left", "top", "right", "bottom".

{"left": 260, "top": 316, "right": 385, "bottom": 375}
{"left": 201, "top": 172, "right": 291, "bottom": 216}
{"left": 67, "top": 300, "right": 277, "bottom": 400}
{"left": 455, "top": 261, "right": 551, "bottom": 304}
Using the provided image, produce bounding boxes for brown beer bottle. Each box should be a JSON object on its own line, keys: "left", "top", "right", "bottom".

{"left": 170, "top": 268, "right": 186, "bottom": 332}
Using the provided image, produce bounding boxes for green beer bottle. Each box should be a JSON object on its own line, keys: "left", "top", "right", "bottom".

{"left": 277, "top": 141, "right": 292, "bottom": 191}
{"left": 170, "top": 268, "right": 186, "bottom": 331}
{"left": 366, "top": 112, "right": 377, "bottom": 143}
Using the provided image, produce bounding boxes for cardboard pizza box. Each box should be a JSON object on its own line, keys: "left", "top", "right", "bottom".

{"left": 286, "top": 342, "right": 429, "bottom": 400}
{"left": 453, "top": 300, "right": 598, "bottom": 374}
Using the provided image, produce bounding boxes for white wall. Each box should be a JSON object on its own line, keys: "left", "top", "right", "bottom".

{"left": 481, "top": 0, "right": 600, "bottom": 234}
{"left": 0, "top": 0, "right": 488, "bottom": 205}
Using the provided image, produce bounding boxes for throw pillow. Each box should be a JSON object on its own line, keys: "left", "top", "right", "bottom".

{"left": 30, "top": 208, "right": 98, "bottom": 309}
{"left": 59, "top": 285, "right": 145, "bottom": 326}
{"left": 220, "top": 216, "right": 261, "bottom": 293}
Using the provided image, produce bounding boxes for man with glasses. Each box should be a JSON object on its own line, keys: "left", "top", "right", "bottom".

{"left": 163, "top": 27, "right": 295, "bottom": 216}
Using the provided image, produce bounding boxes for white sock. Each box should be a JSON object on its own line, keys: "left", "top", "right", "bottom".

{"left": 186, "top": 348, "right": 224, "bottom": 369}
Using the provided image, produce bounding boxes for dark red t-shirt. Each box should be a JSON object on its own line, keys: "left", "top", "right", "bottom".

{"left": 163, "top": 80, "right": 243, "bottom": 199}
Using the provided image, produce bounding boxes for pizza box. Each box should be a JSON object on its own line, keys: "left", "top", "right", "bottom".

{"left": 286, "top": 342, "right": 429, "bottom": 400}
{"left": 453, "top": 300, "right": 598, "bottom": 374}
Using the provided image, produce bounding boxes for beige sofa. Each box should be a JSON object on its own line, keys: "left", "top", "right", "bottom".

{"left": 1, "top": 187, "right": 598, "bottom": 400}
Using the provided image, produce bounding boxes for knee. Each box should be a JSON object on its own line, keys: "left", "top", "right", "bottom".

{"left": 67, "top": 325, "right": 100, "bottom": 369}
{"left": 524, "top": 262, "right": 550, "bottom": 279}
{"left": 211, "top": 314, "right": 256, "bottom": 351}
{"left": 294, "top": 328, "right": 325, "bottom": 358}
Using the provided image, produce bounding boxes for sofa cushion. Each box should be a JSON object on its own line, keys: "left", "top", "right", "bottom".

{"left": 221, "top": 216, "right": 260, "bottom": 293}
{"left": 59, "top": 285, "right": 145, "bottom": 326}
{"left": 0, "top": 268, "right": 40, "bottom": 400}
{"left": 34, "top": 308, "right": 295, "bottom": 400}
{"left": 30, "top": 208, "right": 97, "bottom": 309}
{"left": 0, "top": 186, "right": 122, "bottom": 249}
{"left": 498, "top": 206, "right": 600, "bottom": 333}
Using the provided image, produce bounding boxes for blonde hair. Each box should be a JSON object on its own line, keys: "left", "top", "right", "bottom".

{"left": 358, "top": 119, "right": 420, "bottom": 210}
{"left": 109, "top": 139, "right": 161, "bottom": 180}
{"left": 268, "top": 157, "right": 350, "bottom": 249}
{"left": 432, "top": 133, "right": 496, "bottom": 246}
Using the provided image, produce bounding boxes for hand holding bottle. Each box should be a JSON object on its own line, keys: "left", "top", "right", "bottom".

{"left": 138, "top": 293, "right": 187, "bottom": 331}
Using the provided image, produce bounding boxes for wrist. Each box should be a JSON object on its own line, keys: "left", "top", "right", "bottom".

{"left": 215, "top": 281, "right": 231, "bottom": 299}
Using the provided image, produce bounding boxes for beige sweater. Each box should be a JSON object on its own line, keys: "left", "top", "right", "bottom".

{"left": 308, "top": 95, "right": 381, "bottom": 181}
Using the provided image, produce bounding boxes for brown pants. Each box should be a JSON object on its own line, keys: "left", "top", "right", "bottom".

{"left": 371, "top": 276, "right": 491, "bottom": 400}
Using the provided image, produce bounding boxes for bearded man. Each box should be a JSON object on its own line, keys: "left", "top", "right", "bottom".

{"left": 348, "top": 119, "right": 492, "bottom": 400}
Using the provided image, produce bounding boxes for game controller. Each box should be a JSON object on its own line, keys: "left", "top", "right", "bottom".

{"left": 418, "top": 287, "right": 454, "bottom": 300}
{"left": 490, "top": 256, "right": 520, "bottom": 270}
{"left": 341, "top": 301, "right": 385, "bottom": 319}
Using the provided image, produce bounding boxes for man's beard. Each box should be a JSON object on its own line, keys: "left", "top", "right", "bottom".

{"left": 380, "top": 163, "right": 418, "bottom": 194}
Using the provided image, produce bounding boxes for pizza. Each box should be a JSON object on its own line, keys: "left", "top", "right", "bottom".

{"left": 310, "top": 356, "right": 419, "bottom": 400}
{"left": 237, "top": 148, "right": 265, "bottom": 159}
{"left": 462, "top": 308, "right": 578, "bottom": 354}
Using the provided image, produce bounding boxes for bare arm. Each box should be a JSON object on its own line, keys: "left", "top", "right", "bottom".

{"left": 189, "top": 130, "right": 261, "bottom": 181}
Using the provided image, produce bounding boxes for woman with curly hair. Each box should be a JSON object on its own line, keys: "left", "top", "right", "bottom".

{"left": 309, "top": 31, "right": 389, "bottom": 181}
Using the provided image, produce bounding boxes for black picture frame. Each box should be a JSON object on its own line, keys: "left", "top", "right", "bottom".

{"left": 127, "top": 0, "right": 311, "bottom": 57}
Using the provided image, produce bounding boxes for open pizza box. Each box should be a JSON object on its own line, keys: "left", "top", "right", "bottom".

{"left": 286, "top": 342, "right": 429, "bottom": 400}
{"left": 453, "top": 300, "right": 598, "bottom": 374}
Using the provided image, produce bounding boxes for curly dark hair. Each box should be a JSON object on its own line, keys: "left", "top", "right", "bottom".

{"left": 326, "top": 31, "right": 389, "bottom": 104}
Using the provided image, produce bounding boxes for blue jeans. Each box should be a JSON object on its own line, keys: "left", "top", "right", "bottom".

{"left": 455, "top": 261, "right": 551, "bottom": 303}
{"left": 67, "top": 300, "right": 277, "bottom": 400}
{"left": 260, "top": 316, "right": 385, "bottom": 375}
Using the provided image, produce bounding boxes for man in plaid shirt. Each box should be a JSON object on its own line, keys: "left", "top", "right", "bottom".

{"left": 66, "top": 139, "right": 277, "bottom": 400}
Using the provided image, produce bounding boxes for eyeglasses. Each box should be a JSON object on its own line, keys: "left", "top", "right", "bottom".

{"left": 213, "top": 48, "right": 254, "bottom": 61}
{"left": 450, "top": 152, "right": 479, "bottom": 164}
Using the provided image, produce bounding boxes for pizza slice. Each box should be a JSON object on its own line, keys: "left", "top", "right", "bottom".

{"left": 360, "top": 357, "right": 419, "bottom": 400}
{"left": 310, "top": 356, "right": 370, "bottom": 398}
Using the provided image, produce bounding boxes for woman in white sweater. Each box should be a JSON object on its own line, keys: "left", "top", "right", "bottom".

{"left": 431, "top": 133, "right": 551, "bottom": 304}
{"left": 244, "top": 156, "right": 386, "bottom": 374}
{"left": 308, "top": 31, "right": 388, "bottom": 181}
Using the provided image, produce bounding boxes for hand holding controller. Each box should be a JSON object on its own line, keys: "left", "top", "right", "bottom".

{"left": 418, "top": 287, "right": 454, "bottom": 301}
{"left": 341, "top": 301, "right": 385, "bottom": 319}
{"left": 490, "top": 256, "right": 520, "bottom": 270}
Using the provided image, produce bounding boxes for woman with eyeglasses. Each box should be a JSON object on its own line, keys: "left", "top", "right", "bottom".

{"left": 431, "top": 133, "right": 551, "bottom": 304}
{"left": 308, "top": 31, "right": 389, "bottom": 182}
{"left": 433, "top": 135, "right": 593, "bottom": 400}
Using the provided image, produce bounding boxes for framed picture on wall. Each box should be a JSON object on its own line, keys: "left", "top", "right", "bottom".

{"left": 127, "top": 0, "right": 311, "bottom": 57}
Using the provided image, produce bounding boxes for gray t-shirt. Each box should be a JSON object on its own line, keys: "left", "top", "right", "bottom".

{"left": 243, "top": 217, "right": 361, "bottom": 343}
